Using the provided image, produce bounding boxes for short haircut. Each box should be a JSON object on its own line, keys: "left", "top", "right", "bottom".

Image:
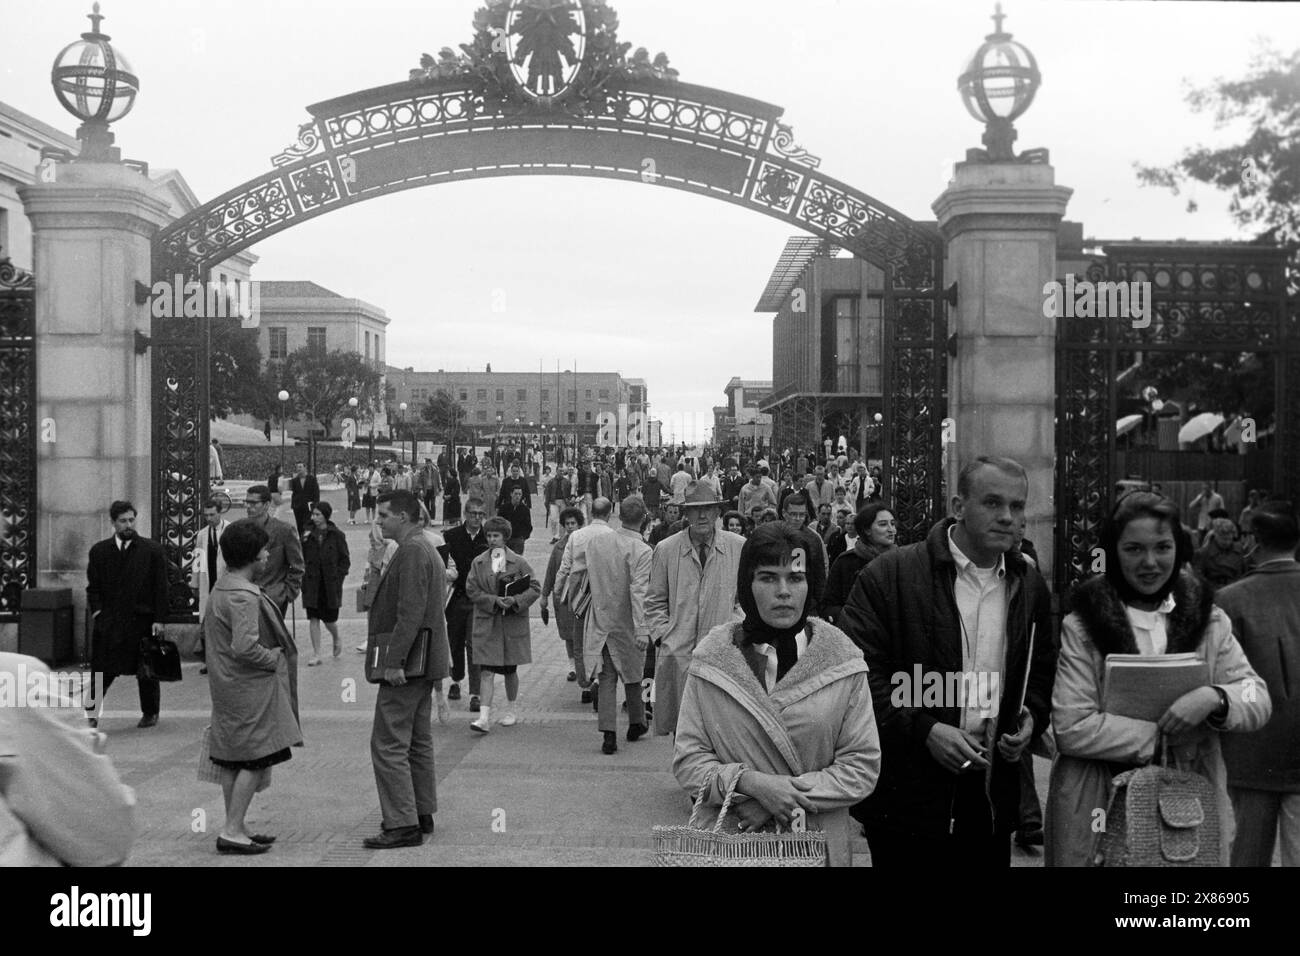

{"left": 202, "top": 499, "right": 221, "bottom": 512}
{"left": 109, "top": 500, "right": 137, "bottom": 521}
{"left": 592, "top": 497, "right": 614, "bottom": 520}
{"left": 1207, "top": 507, "right": 1231, "bottom": 521}
{"left": 620, "top": 496, "right": 647, "bottom": 525}
{"left": 853, "top": 502, "right": 892, "bottom": 538}
{"left": 484, "top": 516, "right": 512, "bottom": 539}
{"left": 377, "top": 489, "right": 420, "bottom": 522}
{"left": 246, "top": 485, "right": 272, "bottom": 503}
{"left": 559, "top": 506, "right": 585, "bottom": 527}
{"left": 465, "top": 497, "right": 486, "bottom": 513}
{"left": 221, "top": 518, "right": 270, "bottom": 570}
{"left": 1251, "top": 500, "right": 1299, "bottom": 552}
{"left": 781, "top": 491, "right": 810, "bottom": 519}
{"left": 312, "top": 500, "right": 333, "bottom": 521}
{"left": 957, "top": 456, "right": 1029, "bottom": 499}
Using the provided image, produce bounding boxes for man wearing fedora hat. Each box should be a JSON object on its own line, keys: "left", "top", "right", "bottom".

{"left": 646, "top": 480, "right": 746, "bottom": 735}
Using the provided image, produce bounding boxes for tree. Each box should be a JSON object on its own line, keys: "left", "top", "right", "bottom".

{"left": 274, "top": 347, "right": 383, "bottom": 437}
{"left": 209, "top": 318, "right": 271, "bottom": 419}
{"left": 420, "top": 389, "right": 472, "bottom": 449}
{"left": 1135, "top": 45, "right": 1300, "bottom": 291}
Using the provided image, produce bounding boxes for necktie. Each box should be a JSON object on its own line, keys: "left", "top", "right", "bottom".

{"left": 698, "top": 542, "right": 709, "bottom": 570}
{"left": 208, "top": 526, "right": 219, "bottom": 587}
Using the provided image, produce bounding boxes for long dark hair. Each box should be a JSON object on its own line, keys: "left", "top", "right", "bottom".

{"left": 1099, "top": 492, "right": 1194, "bottom": 605}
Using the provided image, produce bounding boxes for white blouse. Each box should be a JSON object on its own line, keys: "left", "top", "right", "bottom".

{"left": 1123, "top": 592, "right": 1177, "bottom": 656}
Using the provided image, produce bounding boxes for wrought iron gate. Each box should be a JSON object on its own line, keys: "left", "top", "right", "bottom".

{"left": 0, "top": 258, "right": 37, "bottom": 620}
{"left": 1054, "top": 241, "right": 1300, "bottom": 598}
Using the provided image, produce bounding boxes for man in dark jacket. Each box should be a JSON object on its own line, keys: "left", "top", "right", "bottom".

{"left": 501, "top": 486, "right": 533, "bottom": 555}
{"left": 1214, "top": 499, "right": 1300, "bottom": 866}
{"left": 497, "top": 460, "right": 532, "bottom": 513}
{"left": 86, "top": 500, "right": 169, "bottom": 728}
{"left": 288, "top": 461, "right": 321, "bottom": 537}
{"left": 839, "top": 456, "right": 1056, "bottom": 867}
{"left": 444, "top": 498, "right": 489, "bottom": 709}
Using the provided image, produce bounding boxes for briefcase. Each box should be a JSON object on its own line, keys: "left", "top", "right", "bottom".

{"left": 364, "top": 628, "right": 433, "bottom": 685}
{"left": 139, "top": 634, "right": 183, "bottom": 683}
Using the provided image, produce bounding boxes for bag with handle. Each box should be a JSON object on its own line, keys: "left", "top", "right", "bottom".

{"left": 1092, "top": 736, "right": 1220, "bottom": 867}
{"left": 652, "top": 766, "right": 827, "bottom": 867}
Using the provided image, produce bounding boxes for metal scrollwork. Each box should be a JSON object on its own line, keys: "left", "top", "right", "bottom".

{"left": 270, "top": 121, "right": 323, "bottom": 168}
{"left": 770, "top": 122, "right": 821, "bottom": 169}
{"left": 0, "top": 268, "right": 36, "bottom": 619}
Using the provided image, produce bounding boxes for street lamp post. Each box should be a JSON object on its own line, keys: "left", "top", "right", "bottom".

{"left": 399, "top": 402, "right": 408, "bottom": 465}
{"left": 347, "top": 396, "right": 358, "bottom": 467}
{"left": 277, "top": 389, "right": 290, "bottom": 474}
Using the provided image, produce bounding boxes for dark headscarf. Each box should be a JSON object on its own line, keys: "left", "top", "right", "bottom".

{"left": 736, "top": 524, "right": 818, "bottom": 683}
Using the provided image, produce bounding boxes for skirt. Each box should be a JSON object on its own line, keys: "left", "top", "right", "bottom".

{"left": 347, "top": 490, "right": 361, "bottom": 510}
{"left": 210, "top": 747, "right": 292, "bottom": 772}
{"left": 362, "top": 492, "right": 377, "bottom": 508}
{"left": 305, "top": 605, "right": 339, "bottom": 623}
{"left": 444, "top": 495, "right": 462, "bottom": 522}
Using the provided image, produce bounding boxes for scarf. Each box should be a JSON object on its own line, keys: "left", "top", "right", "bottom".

{"left": 735, "top": 535, "right": 815, "bottom": 684}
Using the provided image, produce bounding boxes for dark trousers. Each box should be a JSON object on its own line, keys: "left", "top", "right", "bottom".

{"left": 597, "top": 646, "right": 644, "bottom": 734}
{"left": 1229, "top": 787, "right": 1300, "bottom": 867}
{"left": 1019, "top": 757, "right": 1043, "bottom": 831}
{"left": 292, "top": 505, "right": 310, "bottom": 536}
{"left": 507, "top": 537, "right": 527, "bottom": 555}
{"left": 423, "top": 490, "right": 438, "bottom": 519}
{"left": 371, "top": 678, "right": 436, "bottom": 830}
{"left": 445, "top": 592, "right": 480, "bottom": 694}
{"left": 93, "top": 672, "right": 161, "bottom": 718}
{"left": 865, "top": 772, "right": 1010, "bottom": 868}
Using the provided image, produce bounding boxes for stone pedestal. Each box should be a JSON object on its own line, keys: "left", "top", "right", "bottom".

{"left": 17, "top": 162, "right": 171, "bottom": 653}
{"left": 932, "top": 161, "right": 1072, "bottom": 582}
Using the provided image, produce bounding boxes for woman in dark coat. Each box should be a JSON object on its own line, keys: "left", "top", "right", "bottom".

{"left": 443, "top": 469, "right": 462, "bottom": 525}
{"left": 819, "top": 503, "right": 896, "bottom": 627}
{"left": 301, "top": 501, "right": 351, "bottom": 665}
{"left": 203, "top": 519, "right": 302, "bottom": 855}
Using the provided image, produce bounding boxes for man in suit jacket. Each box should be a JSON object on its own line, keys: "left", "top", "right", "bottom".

{"left": 85, "top": 500, "right": 169, "bottom": 728}
{"left": 288, "top": 462, "right": 321, "bottom": 537}
{"left": 364, "top": 490, "right": 451, "bottom": 850}
{"left": 243, "top": 485, "right": 304, "bottom": 614}
{"left": 585, "top": 495, "right": 653, "bottom": 754}
{"left": 192, "top": 499, "right": 230, "bottom": 608}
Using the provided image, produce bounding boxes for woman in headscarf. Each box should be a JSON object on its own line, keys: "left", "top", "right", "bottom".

{"left": 1045, "top": 493, "right": 1272, "bottom": 866}
{"left": 672, "top": 523, "right": 881, "bottom": 866}
{"left": 819, "top": 503, "right": 896, "bottom": 627}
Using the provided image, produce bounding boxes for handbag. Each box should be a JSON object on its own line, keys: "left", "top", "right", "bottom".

{"left": 197, "top": 726, "right": 271, "bottom": 791}
{"left": 1092, "top": 735, "right": 1220, "bottom": 867}
{"left": 139, "top": 634, "right": 183, "bottom": 682}
{"left": 653, "top": 767, "right": 827, "bottom": 867}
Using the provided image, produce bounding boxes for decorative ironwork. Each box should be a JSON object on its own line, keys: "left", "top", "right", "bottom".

{"left": 1054, "top": 243, "right": 1299, "bottom": 600}
{"left": 153, "top": 2, "right": 943, "bottom": 616}
{"left": 0, "top": 259, "right": 37, "bottom": 620}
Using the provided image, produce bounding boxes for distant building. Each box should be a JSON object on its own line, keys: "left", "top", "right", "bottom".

{"left": 715, "top": 377, "right": 772, "bottom": 448}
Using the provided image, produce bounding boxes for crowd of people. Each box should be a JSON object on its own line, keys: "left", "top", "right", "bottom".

{"left": 4, "top": 440, "right": 1297, "bottom": 869}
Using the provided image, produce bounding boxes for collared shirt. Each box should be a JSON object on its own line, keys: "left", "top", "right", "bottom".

{"left": 947, "top": 525, "right": 1007, "bottom": 734}
{"left": 1125, "top": 592, "right": 1177, "bottom": 656}
{"left": 748, "top": 630, "right": 809, "bottom": 694}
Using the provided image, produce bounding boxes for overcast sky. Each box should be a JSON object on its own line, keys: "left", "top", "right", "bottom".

{"left": 4, "top": 0, "right": 1296, "bottom": 441}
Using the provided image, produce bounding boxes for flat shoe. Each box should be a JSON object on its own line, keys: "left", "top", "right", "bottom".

{"left": 217, "top": 836, "right": 270, "bottom": 855}
{"left": 249, "top": 833, "right": 277, "bottom": 845}
{"left": 307, "top": 657, "right": 322, "bottom": 667}
{"left": 498, "top": 712, "right": 517, "bottom": 727}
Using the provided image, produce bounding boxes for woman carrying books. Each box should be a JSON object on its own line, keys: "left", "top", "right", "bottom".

{"left": 1045, "top": 493, "right": 1271, "bottom": 866}
{"left": 465, "top": 516, "right": 541, "bottom": 733}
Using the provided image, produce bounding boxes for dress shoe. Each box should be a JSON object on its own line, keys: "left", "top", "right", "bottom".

{"left": 137, "top": 714, "right": 158, "bottom": 729}
{"left": 601, "top": 731, "right": 618, "bottom": 755}
{"left": 217, "top": 836, "right": 270, "bottom": 855}
{"left": 627, "top": 722, "right": 648, "bottom": 742}
{"left": 418, "top": 814, "right": 435, "bottom": 835}
{"left": 362, "top": 826, "right": 423, "bottom": 850}
{"left": 446, "top": 682, "right": 462, "bottom": 701}
{"left": 1015, "top": 827, "right": 1045, "bottom": 848}
{"left": 580, "top": 689, "right": 592, "bottom": 704}
{"left": 87, "top": 717, "right": 98, "bottom": 729}
{"left": 199, "top": 666, "right": 209, "bottom": 675}
{"left": 249, "top": 833, "right": 277, "bottom": 845}
{"left": 469, "top": 695, "right": 480, "bottom": 713}
{"left": 566, "top": 671, "right": 577, "bottom": 682}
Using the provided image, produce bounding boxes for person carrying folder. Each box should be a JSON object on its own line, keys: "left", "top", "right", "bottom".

{"left": 362, "top": 490, "right": 452, "bottom": 850}
{"left": 1045, "top": 493, "right": 1271, "bottom": 866}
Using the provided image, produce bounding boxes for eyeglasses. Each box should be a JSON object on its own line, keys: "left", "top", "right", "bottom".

{"left": 466, "top": 510, "right": 487, "bottom": 517}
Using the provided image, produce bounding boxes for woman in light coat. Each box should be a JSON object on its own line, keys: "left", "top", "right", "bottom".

{"left": 466, "top": 516, "right": 541, "bottom": 732}
{"left": 1046, "top": 493, "right": 1271, "bottom": 866}
{"left": 542, "top": 506, "right": 585, "bottom": 686}
{"left": 673, "top": 523, "right": 881, "bottom": 866}
{"left": 203, "top": 519, "right": 302, "bottom": 855}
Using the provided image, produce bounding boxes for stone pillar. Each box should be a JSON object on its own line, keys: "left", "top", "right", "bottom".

{"left": 17, "top": 162, "right": 171, "bottom": 652}
{"left": 932, "top": 161, "right": 1072, "bottom": 582}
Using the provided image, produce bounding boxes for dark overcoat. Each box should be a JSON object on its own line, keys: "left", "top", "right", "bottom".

{"left": 301, "top": 522, "right": 351, "bottom": 610}
{"left": 86, "top": 535, "right": 169, "bottom": 677}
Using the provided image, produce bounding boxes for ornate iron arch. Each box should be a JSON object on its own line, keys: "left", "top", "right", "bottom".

{"left": 151, "top": 0, "right": 946, "bottom": 618}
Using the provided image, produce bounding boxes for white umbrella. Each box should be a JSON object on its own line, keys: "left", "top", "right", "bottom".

{"left": 1178, "top": 412, "right": 1225, "bottom": 444}
{"left": 1115, "top": 414, "right": 1144, "bottom": 438}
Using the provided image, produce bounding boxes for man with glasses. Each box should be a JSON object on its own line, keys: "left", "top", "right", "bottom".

{"left": 443, "top": 497, "right": 489, "bottom": 710}
{"left": 243, "top": 485, "right": 304, "bottom": 615}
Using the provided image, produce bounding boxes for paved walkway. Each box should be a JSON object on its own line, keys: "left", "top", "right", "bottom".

{"left": 106, "top": 486, "right": 1049, "bottom": 866}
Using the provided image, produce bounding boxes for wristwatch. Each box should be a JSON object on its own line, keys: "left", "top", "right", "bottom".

{"left": 1209, "top": 685, "right": 1230, "bottom": 725}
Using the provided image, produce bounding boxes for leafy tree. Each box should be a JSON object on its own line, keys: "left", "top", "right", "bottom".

{"left": 420, "top": 389, "right": 473, "bottom": 447}
{"left": 1125, "top": 350, "right": 1275, "bottom": 425}
{"left": 209, "top": 318, "right": 271, "bottom": 419}
{"left": 273, "top": 347, "right": 383, "bottom": 437}
{"left": 1134, "top": 45, "right": 1300, "bottom": 291}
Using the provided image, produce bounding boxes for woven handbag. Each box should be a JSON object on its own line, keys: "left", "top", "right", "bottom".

{"left": 1093, "top": 738, "right": 1220, "bottom": 867}
{"left": 653, "top": 769, "right": 827, "bottom": 867}
{"left": 197, "top": 726, "right": 272, "bottom": 791}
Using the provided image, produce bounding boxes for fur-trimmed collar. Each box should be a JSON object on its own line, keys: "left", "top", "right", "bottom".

{"left": 1069, "top": 569, "right": 1214, "bottom": 656}
{"left": 692, "top": 617, "right": 868, "bottom": 704}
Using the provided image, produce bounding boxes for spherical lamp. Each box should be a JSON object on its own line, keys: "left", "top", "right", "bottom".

{"left": 51, "top": 4, "right": 140, "bottom": 161}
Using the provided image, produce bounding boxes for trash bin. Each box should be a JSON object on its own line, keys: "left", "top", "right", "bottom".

{"left": 18, "top": 588, "right": 75, "bottom": 665}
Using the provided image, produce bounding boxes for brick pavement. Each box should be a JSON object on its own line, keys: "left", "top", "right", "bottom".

{"left": 104, "top": 485, "right": 1048, "bottom": 866}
